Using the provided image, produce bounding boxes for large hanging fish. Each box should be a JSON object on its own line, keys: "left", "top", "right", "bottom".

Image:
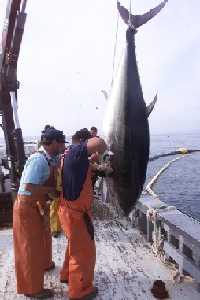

{"left": 103, "top": 0, "right": 168, "bottom": 215}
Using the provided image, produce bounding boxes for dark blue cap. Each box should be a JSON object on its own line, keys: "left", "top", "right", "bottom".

{"left": 41, "top": 128, "right": 66, "bottom": 144}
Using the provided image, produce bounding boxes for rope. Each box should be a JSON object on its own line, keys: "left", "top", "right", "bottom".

{"left": 111, "top": 6, "right": 119, "bottom": 87}
{"left": 128, "top": 0, "right": 132, "bottom": 26}
{"left": 146, "top": 155, "right": 186, "bottom": 197}
{"left": 111, "top": 0, "right": 133, "bottom": 87}
{"left": 149, "top": 149, "right": 200, "bottom": 162}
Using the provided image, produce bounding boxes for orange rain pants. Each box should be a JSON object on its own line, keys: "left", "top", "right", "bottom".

{"left": 13, "top": 195, "right": 48, "bottom": 294}
{"left": 59, "top": 168, "right": 96, "bottom": 299}
{"left": 42, "top": 202, "right": 53, "bottom": 270}
{"left": 13, "top": 161, "right": 55, "bottom": 294}
{"left": 42, "top": 165, "right": 57, "bottom": 270}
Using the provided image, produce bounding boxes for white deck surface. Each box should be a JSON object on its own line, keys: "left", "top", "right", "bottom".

{"left": 0, "top": 221, "right": 199, "bottom": 299}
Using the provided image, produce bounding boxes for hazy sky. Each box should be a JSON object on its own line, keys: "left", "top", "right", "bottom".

{"left": 0, "top": 0, "right": 200, "bottom": 137}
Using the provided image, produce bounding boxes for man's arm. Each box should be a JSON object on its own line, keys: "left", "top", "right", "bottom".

{"left": 87, "top": 137, "right": 107, "bottom": 155}
{"left": 24, "top": 183, "right": 56, "bottom": 197}
{"left": 21, "top": 154, "right": 57, "bottom": 197}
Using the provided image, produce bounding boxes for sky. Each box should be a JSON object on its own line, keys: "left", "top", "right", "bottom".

{"left": 0, "top": 0, "right": 200, "bottom": 137}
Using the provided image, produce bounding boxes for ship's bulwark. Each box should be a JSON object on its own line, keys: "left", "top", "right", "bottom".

{"left": 103, "top": 27, "right": 149, "bottom": 216}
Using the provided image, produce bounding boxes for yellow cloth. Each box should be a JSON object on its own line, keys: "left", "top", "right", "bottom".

{"left": 50, "top": 168, "right": 62, "bottom": 233}
{"left": 50, "top": 198, "right": 61, "bottom": 233}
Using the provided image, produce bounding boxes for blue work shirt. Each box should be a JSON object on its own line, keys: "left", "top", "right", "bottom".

{"left": 18, "top": 152, "right": 51, "bottom": 196}
{"left": 62, "top": 143, "right": 89, "bottom": 201}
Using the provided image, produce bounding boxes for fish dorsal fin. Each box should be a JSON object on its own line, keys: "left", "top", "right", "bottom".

{"left": 117, "top": 1, "right": 168, "bottom": 28}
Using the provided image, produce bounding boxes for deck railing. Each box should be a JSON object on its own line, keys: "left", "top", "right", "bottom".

{"left": 101, "top": 177, "right": 200, "bottom": 290}
{"left": 133, "top": 195, "right": 200, "bottom": 288}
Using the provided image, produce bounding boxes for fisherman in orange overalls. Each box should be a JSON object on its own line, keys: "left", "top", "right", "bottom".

{"left": 13, "top": 127, "right": 65, "bottom": 299}
{"left": 40, "top": 125, "right": 63, "bottom": 238}
{"left": 59, "top": 129, "right": 107, "bottom": 300}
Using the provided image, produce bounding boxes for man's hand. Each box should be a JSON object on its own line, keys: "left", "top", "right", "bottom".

{"left": 48, "top": 190, "right": 61, "bottom": 200}
{"left": 24, "top": 184, "right": 59, "bottom": 197}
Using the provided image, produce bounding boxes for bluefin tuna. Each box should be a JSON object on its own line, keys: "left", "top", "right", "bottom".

{"left": 103, "top": 1, "right": 168, "bottom": 215}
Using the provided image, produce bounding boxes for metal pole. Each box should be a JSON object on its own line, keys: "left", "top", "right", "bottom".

{"left": 21, "top": 0, "right": 28, "bottom": 13}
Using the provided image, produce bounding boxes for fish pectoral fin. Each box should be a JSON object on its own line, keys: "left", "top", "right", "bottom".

{"left": 117, "top": 1, "right": 168, "bottom": 28}
{"left": 101, "top": 90, "right": 108, "bottom": 100}
{"left": 146, "top": 94, "right": 158, "bottom": 117}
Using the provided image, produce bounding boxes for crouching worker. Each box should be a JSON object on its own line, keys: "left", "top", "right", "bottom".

{"left": 13, "top": 127, "right": 65, "bottom": 299}
{"left": 59, "top": 133, "right": 107, "bottom": 300}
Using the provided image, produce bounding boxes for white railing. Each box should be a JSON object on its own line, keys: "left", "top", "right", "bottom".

{"left": 134, "top": 195, "right": 200, "bottom": 288}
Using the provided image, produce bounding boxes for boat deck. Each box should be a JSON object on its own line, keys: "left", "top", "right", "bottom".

{"left": 0, "top": 220, "right": 199, "bottom": 299}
